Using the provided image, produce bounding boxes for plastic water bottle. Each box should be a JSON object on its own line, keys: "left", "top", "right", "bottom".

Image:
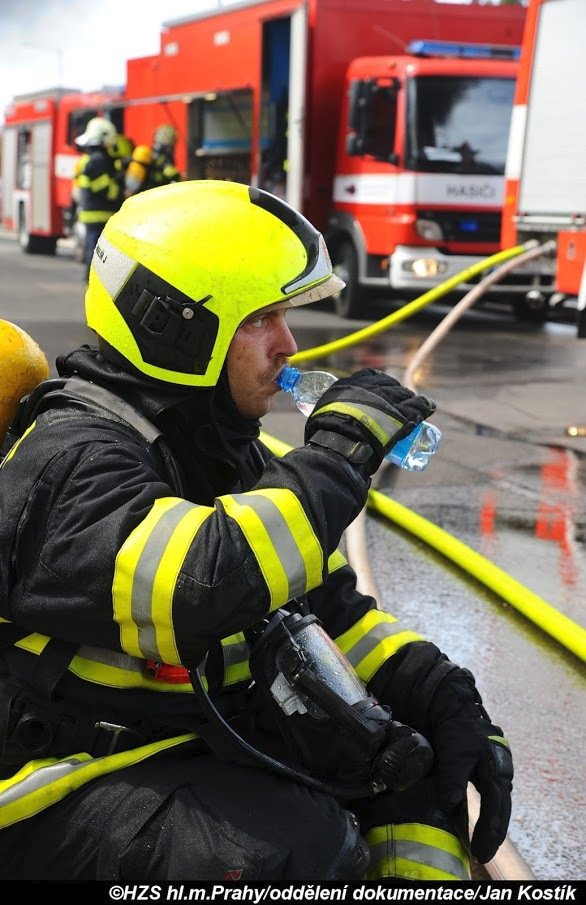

{"left": 276, "top": 365, "right": 442, "bottom": 472}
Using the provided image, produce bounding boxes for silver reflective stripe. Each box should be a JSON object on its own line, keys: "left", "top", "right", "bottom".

{"left": 221, "top": 636, "right": 250, "bottom": 671}
{"left": 226, "top": 492, "right": 308, "bottom": 598}
{"left": 343, "top": 619, "right": 406, "bottom": 670}
{"left": 92, "top": 233, "right": 136, "bottom": 298}
{"left": 132, "top": 500, "right": 195, "bottom": 658}
{"left": 369, "top": 839, "right": 469, "bottom": 880}
{"left": 0, "top": 757, "right": 88, "bottom": 808}
{"left": 77, "top": 646, "right": 144, "bottom": 672}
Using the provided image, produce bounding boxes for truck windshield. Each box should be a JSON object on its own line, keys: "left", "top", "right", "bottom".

{"left": 406, "top": 76, "right": 515, "bottom": 175}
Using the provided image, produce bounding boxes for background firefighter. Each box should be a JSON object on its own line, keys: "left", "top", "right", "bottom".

{"left": 74, "top": 117, "right": 124, "bottom": 282}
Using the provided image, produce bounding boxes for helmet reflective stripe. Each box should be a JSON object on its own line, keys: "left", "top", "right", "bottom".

{"left": 334, "top": 609, "right": 423, "bottom": 684}
{"left": 365, "top": 824, "right": 471, "bottom": 881}
{"left": 91, "top": 233, "right": 136, "bottom": 299}
{"left": 284, "top": 235, "right": 333, "bottom": 295}
{"left": 85, "top": 180, "right": 345, "bottom": 387}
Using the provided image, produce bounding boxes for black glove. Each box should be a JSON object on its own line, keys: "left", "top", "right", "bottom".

{"left": 426, "top": 668, "right": 513, "bottom": 864}
{"left": 305, "top": 368, "right": 436, "bottom": 476}
{"left": 374, "top": 641, "right": 514, "bottom": 863}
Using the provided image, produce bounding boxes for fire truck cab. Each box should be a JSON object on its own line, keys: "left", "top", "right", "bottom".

{"left": 1, "top": 87, "right": 124, "bottom": 255}
{"left": 330, "top": 42, "right": 520, "bottom": 317}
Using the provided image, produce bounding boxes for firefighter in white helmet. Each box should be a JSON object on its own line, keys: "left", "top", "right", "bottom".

{"left": 74, "top": 116, "right": 124, "bottom": 281}
{"left": 0, "top": 181, "right": 512, "bottom": 881}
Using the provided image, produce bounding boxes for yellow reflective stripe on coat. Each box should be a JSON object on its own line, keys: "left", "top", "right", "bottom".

{"left": 221, "top": 633, "right": 251, "bottom": 686}
{"left": 327, "top": 548, "right": 347, "bottom": 573}
{"left": 0, "top": 419, "right": 37, "bottom": 468}
{"left": 78, "top": 210, "right": 114, "bottom": 224}
{"left": 113, "top": 497, "right": 212, "bottom": 661}
{"left": 13, "top": 630, "right": 251, "bottom": 694}
{"left": 365, "top": 824, "right": 471, "bottom": 881}
{"left": 0, "top": 734, "right": 195, "bottom": 829}
{"left": 335, "top": 609, "right": 422, "bottom": 684}
{"left": 311, "top": 401, "right": 402, "bottom": 448}
{"left": 219, "top": 489, "right": 323, "bottom": 610}
{"left": 78, "top": 172, "right": 119, "bottom": 197}
{"left": 14, "top": 633, "right": 196, "bottom": 692}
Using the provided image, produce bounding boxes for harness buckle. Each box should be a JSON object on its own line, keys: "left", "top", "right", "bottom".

{"left": 93, "top": 720, "right": 145, "bottom": 756}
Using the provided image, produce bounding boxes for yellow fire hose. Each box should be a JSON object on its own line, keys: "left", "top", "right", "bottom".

{"left": 290, "top": 244, "right": 529, "bottom": 365}
{"left": 264, "top": 240, "right": 586, "bottom": 664}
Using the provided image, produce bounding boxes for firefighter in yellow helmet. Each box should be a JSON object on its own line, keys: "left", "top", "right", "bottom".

{"left": 0, "top": 182, "right": 513, "bottom": 881}
{"left": 125, "top": 124, "right": 180, "bottom": 197}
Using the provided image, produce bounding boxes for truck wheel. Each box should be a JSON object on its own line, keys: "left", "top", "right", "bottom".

{"left": 18, "top": 209, "right": 57, "bottom": 256}
{"left": 512, "top": 294, "right": 548, "bottom": 324}
{"left": 332, "top": 241, "right": 362, "bottom": 319}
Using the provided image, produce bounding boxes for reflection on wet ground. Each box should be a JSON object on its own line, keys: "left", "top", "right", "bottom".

{"left": 368, "top": 421, "right": 585, "bottom": 881}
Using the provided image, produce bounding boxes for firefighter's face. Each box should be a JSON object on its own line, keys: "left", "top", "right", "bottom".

{"left": 227, "top": 309, "right": 297, "bottom": 419}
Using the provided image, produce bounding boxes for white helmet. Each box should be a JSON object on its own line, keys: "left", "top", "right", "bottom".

{"left": 153, "top": 124, "right": 177, "bottom": 150}
{"left": 76, "top": 117, "right": 117, "bottom": 149}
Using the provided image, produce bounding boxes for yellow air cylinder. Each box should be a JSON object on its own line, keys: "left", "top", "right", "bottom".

{"left": 125, "top": 144, "right": 153, "bottom": 195}
{"left": 0, "top": 320, "right": 49, "bottom": 442}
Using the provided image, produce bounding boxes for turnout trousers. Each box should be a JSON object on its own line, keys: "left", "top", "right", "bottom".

{"left": 0, "top": 748, "right": 368, "bottom": 882}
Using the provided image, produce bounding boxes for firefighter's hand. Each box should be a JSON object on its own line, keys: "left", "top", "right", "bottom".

{"left": 305, "top": 368, "right": 436, "bottom": 476}
{"left": 427, "top": 669, "right": 514, "bottom": 864}
{"left": 378, "top": 641, "right": 513, "bottom": 863}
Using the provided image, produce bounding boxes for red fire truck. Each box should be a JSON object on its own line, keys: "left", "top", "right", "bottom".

{"left": 123, "top": 0, "right": 526, "bottom": 318}
{"left": 1, "top": 87, "right": 124, "bottom": 254}
{"left": 501, "top": 0, "right": 586, "bottom": 331}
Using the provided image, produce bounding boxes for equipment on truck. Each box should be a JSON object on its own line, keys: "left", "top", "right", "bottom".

{"left": 122, "top": 0, "right": 526, "bottom": 319}
{"left": 501, "top": 0, "right": 586, "bottom": 330}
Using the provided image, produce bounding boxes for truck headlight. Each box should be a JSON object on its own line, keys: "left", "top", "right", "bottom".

{"left": 401, "top": 258, "right": 448, "bottom": 278}
{"left": 415, "top": 219, "right": 444, "bottom": 241}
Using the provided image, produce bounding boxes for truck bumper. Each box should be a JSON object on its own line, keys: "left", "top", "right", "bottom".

{"left": 387, "top": 245, "right": 539, "bottom": 294}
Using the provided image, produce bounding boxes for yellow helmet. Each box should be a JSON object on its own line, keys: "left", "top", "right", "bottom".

{"left": 85, "top": 180, "right": 344, "bottom": 387}
{"left": 111, "top": 133, "right": 135, "bottom": 159}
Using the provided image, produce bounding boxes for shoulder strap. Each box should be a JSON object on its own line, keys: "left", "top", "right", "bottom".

{"left": 3, "top": 376, "right": 185, "bottom": 497}
{"left": 60, "top": 378, "right": 162, "bottom": 445}
{"left": 58, "top": 378, "right": 186, "bottom": 497}
{"left": 0, "top": 376, "right": 186, "bottom": 699}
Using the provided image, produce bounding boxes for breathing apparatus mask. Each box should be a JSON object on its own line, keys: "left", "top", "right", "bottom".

{"left": 190, "top": 603, "right": 433, "bottom": 799}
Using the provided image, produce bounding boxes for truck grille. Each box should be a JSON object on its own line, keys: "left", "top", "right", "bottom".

{"left": 419, "top": 210, "right": 501, "bottom": 244}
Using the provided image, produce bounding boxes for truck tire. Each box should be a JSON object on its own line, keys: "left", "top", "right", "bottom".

{"left": 18, "top": 208, "right": 57, "bottom": 256}
{"left": 512, "top": 295, "right": 548, "bottom": 325}
{"left": 332, "top": 241, "right": 362, "bottom": 319}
